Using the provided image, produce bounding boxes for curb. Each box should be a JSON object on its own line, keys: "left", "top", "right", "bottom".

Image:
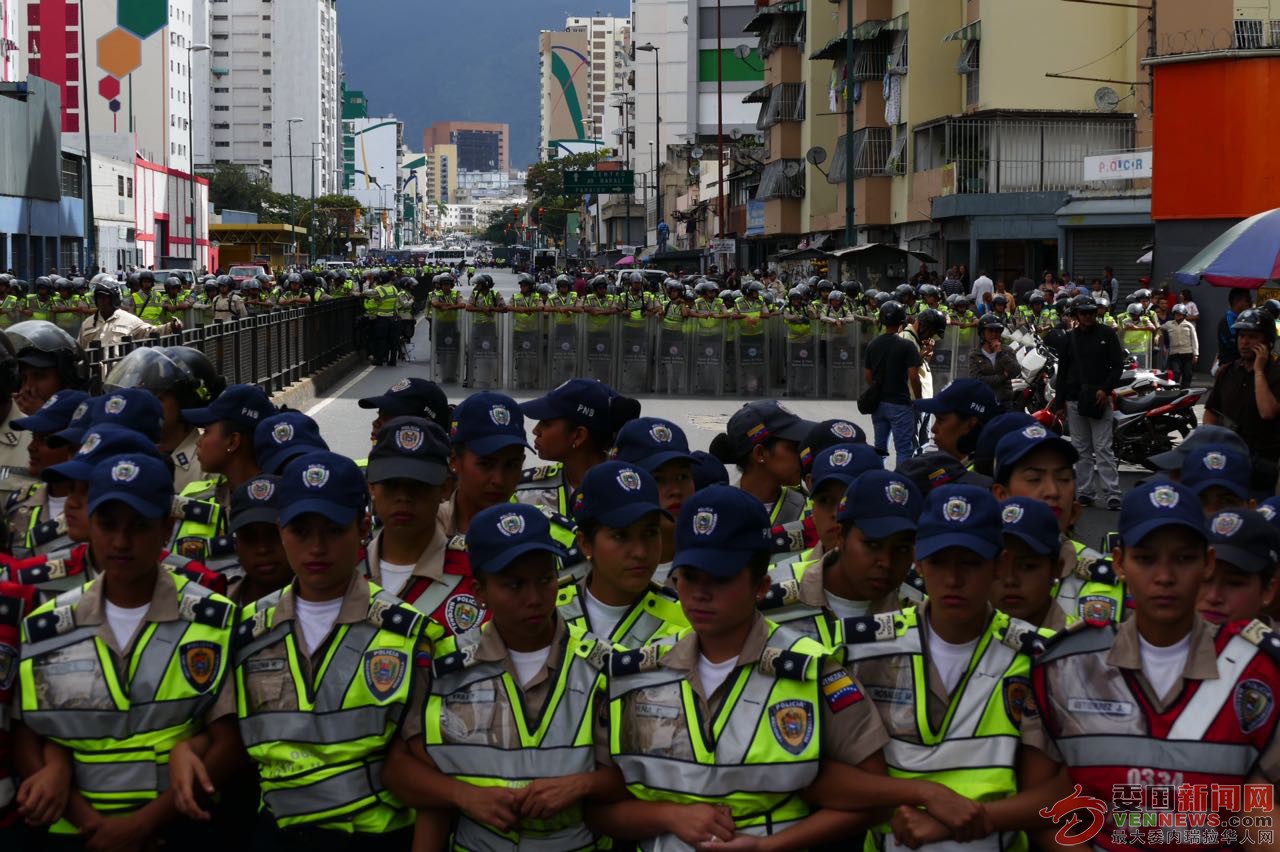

{"left": 271, "top": 352, "right": 363, "bottom": 411}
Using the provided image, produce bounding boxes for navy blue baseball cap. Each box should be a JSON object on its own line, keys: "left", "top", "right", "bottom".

{"left": 722, "top": 400, "right": 815, "bottom": 459}
{"left": 1148, "top": 425, "right": 1250, "bottom": 472}
{"left": 612, "top": 417, "right": 694, "bottom": 472}
{"left": 1208, "top": 509, "right": 1280, "bottom": 575}
{"left": 835, "top": 470, "right": 923, "bottom": 539}
{"left": 973, "top": 412, "right": 1037, "bottom": 468}
{"left": 690, "top": 451, "right": 730, "bottom": 490}
{"left": 12, "top": 390, "right": 89, "bottom": 434}
{"left": 182, "top": 383, "right": 275, "bottom": 431}
{"left": 255, "top": 411, "right": 329, "bottom": 475}
{"left": 1000, "top": 497, "right": 1061, "bottom": 556}
{"left": 46, "top": 395, "right": 96, "bottom": 447}
{"left": 897, "top": 451, "right": 992, "bottom": 494}
{"left": 1119, "top": 480, "right": 1207, "bottom": 547}
{"left": 367, "top": 417, "right": 451, "bottom": 486}
{"left": 277, "top": 451, "right": 367, "bottom": 527}
{"left": 571, "top": 461, "right": 669, "bottom": 529}
{"left": 1256, "top": 497, "right": 1280, "bottom": 534}
{"left": 913, "top": 379, "right": 998, "bottom": 421}
{"left": 88, "top": 453, "right": 174, "bottom": 520}
{"left": 357, "top": 377, "right": 450, "bottom": 431}
{"left": 673, "top": 485, "right": 773, "bottom": 577}
{"left": 811, "top": 443, "right": 883, "bottom": 493}
{"left": 43, "top": 425, "right": 163, "bottom": 483}
{"left": 1181, "top": 445, "right": 1251, "bottom": 500}
{"left": 230, "top": 475, "right": 282, "bottom": 533}
{"left": 450, "top": 392, "right": 529, "bottom": 456}
{"left": 800, "top": 419, "right": 867, "bottom": 472}
{"left": 994, "top": 424, "right": 1079, "bottom": 483}
{"left": 915, "top": 484, "right": 1004, "bottom": 561}
{"left": 521, "top": 379, "right": 616, "bottom": 434}
{"left": 59, "top": 389, "right": 165, "bottom": 444}
{"left": 466, "top": 503, "right": 568, "bottom": 575}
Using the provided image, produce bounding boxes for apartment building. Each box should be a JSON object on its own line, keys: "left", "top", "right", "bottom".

{"left": 565, "top": 16, "right": 630, "bottom": 144}
{"left": 423, "top": 121, "right": 510, "bottom": 174}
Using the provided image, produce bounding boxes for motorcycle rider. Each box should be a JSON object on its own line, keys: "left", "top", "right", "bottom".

{"left": 970, "top": 313, "right": 1021, "bottom": 411}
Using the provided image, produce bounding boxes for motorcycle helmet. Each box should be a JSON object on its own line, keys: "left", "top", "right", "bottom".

{"left": 841, "top": 280, "right": 863, "bottom": 296}
{"left": 915, "top": 308, "right": 947, "bottom": 340}
{"left": 137, "top": 270, "right": 155, "bottom": 286}
{"left": 165, "top": 276, "right": 183, "bottom": 290}
{"left": 816, "top": 279, "right": 834, "bottom": 292}
{"left": 6, "top": 321, "right": 89, "bottom": 389}
{"left": 1261, "top": 299, "right": 1280, "bottom": 321}
{"left": 991, "top": 294, "right": 1008, "bottom": 307}
{"left": 554, "top": 274, "right": 572, "bottom": 290}
{"left": 917, "top": 284, "right": 941, "bottom": 301}
{"left": 1171, "top": 303, "right": 1188, "bottom": 317}
{"left": 517, "top": 273, "right": 536, "bottom": 289}
{"left": 161, "top": 346, "right": 226, "bottom": 407}
{"left": 1233, "top": 309, "right": 1276, "bottom": 345}
{"left": 872, "top": 291, "right": 894, "bottom": 308}
{"left": 34, "top": 276, "right": 53, "bottom": 293}
{"left": 879, "top": 300, "right": 907, "bottom": 327}
{"left": 787, "top": 287, "right": 806, "bottom": 302}
{"left": 627, "top": 271, "right": 645, "bottom": 287}
{"left": 103, "top": 346, "right": 192, "bottom": 397}
{"left": 217, "top": 275, "right": 236, "bottom": 291}
{"left": 1125, "top": 302, "right": 1145, "bottom": 318}
{"left": 979, "top": 313, "right": 1005, "bottom": 333}
{"left": 1133, "top": 289, "right": 1152, "bottom": 301}
{"left": 743, "top": 280, "right": 764, "bottom": 295}
{"left": 694, "top": 280, "right": 718, "bottom": 297}
{"left": 536, "top": 283, "right": 553, "bottom": 297}
{"left": 828, "top": 290, "right": 845, "bottom": 304}
{"left": 1072, "top": 296, "right": 1100, "bottom": 314}
{"left": 91, "top": 278, "right": 125, "bottom": 308}
{"left": 893, "top": 284, "right": 914, "bottom": 302}
{"left": 1028, "top": 292, "right": 1045, "bottom": 306}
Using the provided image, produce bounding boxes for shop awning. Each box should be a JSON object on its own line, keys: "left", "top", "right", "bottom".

{"left": 943, "top": 20, "right": 982, "bottom": 42}
{"left": 744, "top": 1, "right": 806, "bottom": 33}
{"left": 743, "top": 83, "right": 774, "bottom": 103}
{"left": 810, "top": 34, "right": 848, "bottom": 60}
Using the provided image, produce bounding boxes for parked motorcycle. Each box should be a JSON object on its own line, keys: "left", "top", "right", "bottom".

{"left": 1111, "top": 384, "right": 1205, "bottom": 467}
{"left": 1007, "top": 327, "right": 1057, "bottom": 413}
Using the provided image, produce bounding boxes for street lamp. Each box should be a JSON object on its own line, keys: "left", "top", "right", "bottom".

{"left": 309, "top": 141, "right": 321, "bottom": 262}
{"left": 635, "top": 42, "right": 661, "bottom": 250}
{"left": 286, "top": 117, "right": 303, "bottom": 267}
{"left": 187, "top": 42, "right": 209, "bottom": 272}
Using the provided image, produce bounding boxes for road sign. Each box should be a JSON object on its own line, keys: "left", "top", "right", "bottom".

{"left": 565, "top": 170, "right": 635, "bottom": 194}
{"left": 710, "top": 238, "right": 737, "bottom": 255}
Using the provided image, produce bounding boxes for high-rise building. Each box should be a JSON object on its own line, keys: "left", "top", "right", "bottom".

{"left": 538, "top": 27, "right": 594, "bottom": 159}
{"left": 207, "top": 0, "right": 340, "bottom": 196}
{"left": 423, "top": 121, "right": 509, "bottom": 174}
{"left": 564, "top": 16, "right": 630, "bottom": 146}
{"left": 343, "top": 115, "right": 402, "bottom": 249}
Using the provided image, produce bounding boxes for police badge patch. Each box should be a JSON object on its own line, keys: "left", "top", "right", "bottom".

{"left": 649, "top": 423, "right": 673, "bottom": 444}
{"left": 1235, "top": 678, "right": 1274, "bottom": 734}
{"left": 830, "top": 449, "right": 852, "bottom": 467}
{"left": 104, "top": 395, "right": 127, "bottom": 415}
{"left": 768, "top": 700, "right": 815, "bottom": 755}
{"left": 831, "top": 421, "right": 856, "bottom": 439}
{"left": 1002, "top": 504, "right": 1025, "bottom": 524}
{"left": 248, "top": 478, "right": 275, "bottom": 501}
{"left": 78, "top": 431, "right": 101, "bottom": 456}
{"left": 1079, "top": 595, "right": 1115, "bottom": 627}
{"left": 395, "top": 425, "right": 424, "bottom": 452}
{"left": 364, "top": 649, "right": 408, "bottom": 700}
{"left": 111, "top": 460, "right": 140, "bottom": 483}
{"left": 180, "top": 641, "right": 221, "bottom": 692}
{"left": 885, "top": 482, "right": 910, "bottom": 506}
{"left": 390, "top": 378, "right": 412, "bottom": 392}
{"left": 693, "top": 510, "right": 717, "bottom": 536}
{"left": 302, "top": 465, "right": 329, "bottom": 489}
{"left": 498, "top": 513, "right": 525, "bottom": 537}
{"left": 489, "top": 405, "right": 511, "bottom": 426}
{"left": 445, "top": 594, "right": 484, "bottom": 633}
{"left": 943, "top": 496, "right": 971, "bottom": 523}
{"left": 1149, "top": 485, "right": 1179, "bottom": 509}
{"left": 616, "top": 468, "right": 643, "bottom": 492}
{"left": 272, "top": 422, "right": 294, "bottom": 444}
{"left": 1003, "top": 676, "right": 1032, "bottom": 725}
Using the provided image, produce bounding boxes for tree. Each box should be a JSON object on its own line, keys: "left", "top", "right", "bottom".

{"left": 481, "top": 206, "right": 521, "bottom": 246}
{"left": 525, "top": 150, "right": 614, "bottom": 242}
{"left": 208, "top": 164, "right": 271, "bottom": 215}
{"left": 299, "top": 195, "right": 363, "bottom": 257}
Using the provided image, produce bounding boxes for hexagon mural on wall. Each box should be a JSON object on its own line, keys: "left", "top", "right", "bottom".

{"left": 98, "top": 75, "right": 121, "bottom": 101}
{"left": 117, "top": 0, "right": 168, "bottom": 40}
{"left": 97, "top": 29, "right": 142, "bottom": 77}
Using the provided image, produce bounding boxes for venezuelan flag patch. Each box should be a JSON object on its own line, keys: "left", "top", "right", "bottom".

{"left": 746, "top": 423, "right": 770, "bottom": 444}
{"left": 821, "top": 669, "right": 863, "bottom": 712}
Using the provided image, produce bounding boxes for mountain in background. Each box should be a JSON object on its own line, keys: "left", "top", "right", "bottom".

{"left": 338, "top": 0, "right": 629, "bottom": 171}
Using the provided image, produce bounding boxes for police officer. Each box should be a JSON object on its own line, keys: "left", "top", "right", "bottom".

{"left": 210, "top": 276, "right": 247, "bottom": 322}
{"left": 655, "top": 278, "right": 689, "bottom": 394}
{"left": 581, "top": 276, "right": 617, "bottom": 382}
{"left": 611, "top": 416, "right": 699, "bottom": 579}
{"left": 364, "top": 272, "right": 400, "bottom": 367}
{"left": 23, "top": 277, "right": 55, "bottom": 322}
{"left": 617, "top": 271, "right": 659, "bottom": 394}
{"left": 783, "top": 287, "right": 818, "bottom": 396}
{"left": 995, "top": 497, "right": 1074, "bottom": 631}
{"left": 161, "top": 276, "right": 193, "bottom": 324}
{"left": 429, "top": 274, "right": 464, "bottom": 384}
{"left": 50, "top": 277, "right": 85, "bottom": 336}
{"left": 708, "top": 400, "right": 813, "bottom": 526}
{"left": 180, "top": 383, "right": 277, "bottom": 512}
{"left": 1197, "top": 508, "right": 1280, "bottom": 626}
{"left": 221, "top": 474, "right": 292, "bottom": 607}
{"left": 77, "top": 278, "right": 182, "bottom": 348}
{"left": 0, "top": 332, "right": 28, "bottom": 484}
{"left": 0, "top": 273, "right": 19, "bottom": 329}
{"left": 3, "top": 390, "right": 86, "bottom": 557}
{"left": 356, "top": 377, "right": 451, "bottom": 447}
{"left": 128, "top": 270, "right": 166, "bottom": 324}
{"left": 509, "top": 273, "right": 544, "bottom": 389}
{"left": 465, "top": 274, "right": 504, "bottom": 386}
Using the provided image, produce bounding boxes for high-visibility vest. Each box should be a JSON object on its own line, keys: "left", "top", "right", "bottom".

{"left": 19, "top": 573, "right": 234, "bottom": 829}
{"left": 619, "top": 291, "right": 654, "bottom": 328}
{"left": 371, "top": 531, "right": 492, "bottom": 642}
{"left": 0, "top": 581, "right": 36, "bottom": 827}
{"left": 1031, "top": 619, "right": 1280, "bottom": 852}
{"left": 548, "top": 293, "right": 578, "bottom": 326}
{"left": 692, "top": 298, "right": 720, "bottom": 334}
{"left": 510, "top": 293, "right": 541, "bottom": 333}
{"left": 758, "top": 556, "right": 842, "bottom": 651}
{"left": 844, "top": 607, "right": 1048, "bottom": 852}
{"left": 50, "top": 296, "right": 81, "bottom": 333}
{"left": 556, "top": 581, "right": 688, "bottom": 649}
{"left": 426, "top": 622, "right": 607, "bottom": 851}
{"left": 1052, "top": 540, "right": 1125, "bottom": 626}
{"left": 608, "top": 623, "right": 825, "bottom": 841}
{"left": 583, "top": 293, "right": 614, "bottom": 332}
{"left": 471, "top": 290, "right": 500, "bottom": 325}
{"left": 172, "top": 480, "right": 235, "bottom": 573}
{"left": 784, "top": 309, "right": 813, "bottom": 342}
{"left": 0, "top": 294, "right": 18, "bottom": 327}
{"left": 26, "top": 296, "right": 54, "bottom": 322}
{"left": 514, "top": 463, "right": 569, "bottom": 514}
{"left": 735, "top": 297, "right": 768, "bottom": 338}
{"left": 233, "top": 581, "right": 420, "bottom": 833}
{"left": 131, "top": 290, "right": 165, "bottom": 324}
{"left": 767, "top": 485, "right": 808, "bottom": 527}
{"left": 659, "top": 297, "right": 685, "bottom": 333}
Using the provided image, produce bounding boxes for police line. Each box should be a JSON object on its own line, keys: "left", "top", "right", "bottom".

{"left": 432, "top": 312, "right": 979, "bottom": 397}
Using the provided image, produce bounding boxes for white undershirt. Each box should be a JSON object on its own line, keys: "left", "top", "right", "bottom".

{"left": 698, "top": 654, "right": 740, "bottom": 698}
{"left": 584, "top": 586, "right": 633, "bottom": 640}
{"left": 982, "top": 349, "right": 998, "bottom": 366}
{"left": 926, "top": 620, "right": 980, "bottom": 695}
{"left": 1140, "top": 631, "right": 1193, "bottom": 702}
{"left": 293, "top": 596, "right": 343, "bottom": 655}
{"left": 509, "top": 646, "right": 552, "bottom": 688}
{"left": 47, "top": 495, "right": 67, "bottom": 521}
{"left": 825, "top": 590, "right": 872, "bottom": 620}
{"left": 378, "top": 560, "right": 416, "bottom": 598}
{"left": 103, "top": 600, "right": 149, "bottom": 651}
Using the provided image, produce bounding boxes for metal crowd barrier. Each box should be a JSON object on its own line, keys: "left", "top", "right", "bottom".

{"left": 84, "top": 297, "right": 362, "bottom": 394}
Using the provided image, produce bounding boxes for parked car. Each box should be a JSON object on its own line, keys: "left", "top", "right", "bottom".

{"left": 229, "top": 264, "right": 268, "bottom": 284}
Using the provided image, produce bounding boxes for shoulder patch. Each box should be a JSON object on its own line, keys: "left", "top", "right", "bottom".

{"left": 759, "top": 580, "right": 802, "bottom": 611}
{"left": 180, "top": 595, "right": 230, "bottom": 629}
{"left": 609, "top": 643, "right": 664, "bottom": 677}
{"left": 760, "top": 647, "right": 816, "bottom": 680}
{"left": 431, "top": 641, "right": 476, "bottom": 677}
{"left": 179, "top": 499, "right": 216, "bottom": 525}
{"left": 370, "top": 598, "right": 421, "bottom": 637}
{"left": 1001, "top": 617, "right": 1050, "bottom": 657}
{"left": 31, "top": 519, "right": 64, "bottom": 547}
{"left": 1239, "top": 619, "right": 1280, "bottom": 664}
{"left": 842, "top": 612, "right": 901, "bottom": 644}
{"left": 25, "top": 604, "right": 75, "bottom": 642}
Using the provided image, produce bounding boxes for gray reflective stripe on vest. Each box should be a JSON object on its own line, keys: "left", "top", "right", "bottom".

{"left": 74, "top": 759, "right": 170, "bottom": 794}
{"left": 454, "top": 811, "right": 596, "bottom": 852}
{"left": 942, "top": 638, "right": 1016, "bottom": 738}
{"left": 615, "top": 753, "right": 817, "bottom": 798}
{"left": 262, "top": 760, "right": 386, "bottom": 819}
{"left": 1056, "top": 735, "right": 1258, "bottom": 776}
{"left": 886, "top": 735, "right": 1019, "bottom": 774}
{"left": 608, "top": 666, "right": 685, "bottom": 701}
{"left": 235, "top": 622, "right": 291, "bottom": 665}
{"left": 239, "top": 705, "right": 390, "bottom": 747}
{"left": 313, "top": 623, "right": 378, "bottom": 709}
{"left": 409, "top": 572, "right": 462, "bottom": 616}
{"left": 845, "top": 628, "right": 922, "bottom": 662}
{"left": 1036, "top": 623, "right": 1114, "bottom": 665}
{"left": 708, "top": 643, "right": 799, "bottom": 765}
{"left": 24, "top": 696, "right": 205, "bottom": 740}
{"left": 131, "top": 621, "right": 192, "bottom": 703}
{"left": 1053, "top": 576, "right": 1084, "bottom": 621}
{"left": 21, "top": 624, "right": 99, "bottom": 660}
{"left": 429, "top": 743, "right": 593, "bottom": 781}
{"left": 1166, "top": 635, "right": 1259, "bottom": 741}
{"left": 614, "top": 611, "right": 667, "bottom": 649}
{"left": 35, "top": 533, "right": 72, "bottom": 556}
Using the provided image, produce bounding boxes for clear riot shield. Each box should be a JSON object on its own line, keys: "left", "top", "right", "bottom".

{"left": 928, "top": 325, "right": 963, "bottom": 390}
{"left": 654, "top": 317, "right": 690, "bottom": 395}
{"left": 547, "top": 307, "right": 581, "bottom": 386}
{"left": 508, "top": 307, "right": 546, "bottom": 391}
{"left": 735, "top": 322, "right": 770, "bottom": 397}
{"left": 766, "top": 315, "right": 788, "bottom": 396}
{"left": 617, "top": 315, "right": 655, "bottom": 395}
{"left": 1122, "top": 327, "right": 1154, "bottom": 371}
{"left": 784, "top": 321, "right": 819, "bottom": 398}
{"left": 464, "top": 309, "right": 503, "bottom": 390}
{"left": 690, "top": 316, "right": 726, "bottom": 396}
{"left": 824, "top": 319, "right": 861, "bottom": 399}
{"left": 431, "top": 308, "right": 463, "bottom": 384}
{"left": 582, "top": 311, "right": 618, "bottom": 385}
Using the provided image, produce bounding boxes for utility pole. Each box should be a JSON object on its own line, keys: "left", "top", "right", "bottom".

{"left": 309, "top": 141, "right": 319, "bottom": 262}
{"left": 717, "top": 0, "right": 725, "bottom": 247}
{"left": 286, "top": 117, "right": 302, "bottom": 267}
{"left": 843, "top": 0, "right": 854, "bottom": 248}
{"left": 187, "top": 42, "right": 209, "bottom": 272}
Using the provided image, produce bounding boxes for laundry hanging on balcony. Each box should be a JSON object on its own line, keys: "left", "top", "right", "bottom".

{"left": 883, "top": 71, "right": 901, "bottom": 125}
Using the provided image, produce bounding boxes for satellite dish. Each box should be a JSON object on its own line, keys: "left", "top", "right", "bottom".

{"left": 734, "top": 44, "right": 751, "bottom": 60}
{"left": 689, "top": 163, "right": 701, "bottom": 176}
{"left": 691, "top": 146, "right": 704, "bottom": 159}
{"left": 730, "top": 127, "right": 742, "bottom": 141}
{"left": 783, "top": 161, "right": 802, "bottom": 178}
{"left": 805, "top": 146, "right": 828, "bottom": 166}
{"left": 1094, "top": 86, "right": 1120, "bottom": 112}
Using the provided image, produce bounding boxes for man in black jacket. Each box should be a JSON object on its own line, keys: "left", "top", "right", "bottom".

{"left": 1053, "top": 296, "right": 1125, "bottom": 509}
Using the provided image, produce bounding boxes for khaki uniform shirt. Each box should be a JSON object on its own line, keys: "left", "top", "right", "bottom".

{"left": 169, "top": 429, "right": 205, "bottom": 496}
{"left": 0, "top": 406, "right": 31, "bottom": 474}
{"left": 78, "top": 309, "right": 173, "bottom": 349}
{"left": 364, "top": 523, "right": 448, "bottom": 597}
{"left": 793, "top": 548, "right": 903, "bottom": 616}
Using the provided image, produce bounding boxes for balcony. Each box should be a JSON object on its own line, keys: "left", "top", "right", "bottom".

{"left": 747, "top": 2, "right": 806, "bottom": 57}
{"left": 828, "top": 128, "right": 901, "bottom": 183}
{"left": 756, "top": 159, "right": 805, "bottom": 200}
{"left": 756, "top": 83, "right": 805, "bottom": 129}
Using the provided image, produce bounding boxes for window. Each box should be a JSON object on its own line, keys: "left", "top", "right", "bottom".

{"left": 912, "top": 124, "right": 947, "bottom": 172}
{"left": 213, "top": 51, "right": 229, "bottom": 57}
{"left": 215, "top": 141, "right": 230, "bottom": 148}
{"left": 127, "top": 178, "right": 133, "bottom": 198}
{"left": 1235, "top": 18, "right": 1264, "bottom": 49}
{"left": 118, "top": 175, "right": 125, "bottom": 196}
{"left": 886, "top": 124, "right": 907, "bottom": 175}
{"left": 828, "top": 128, "right": 893, "bottom": 182}
{"left": 214, "top": 105, "right": 230, "bottom": 111}
{"left": 958, "top": 40, "right": 980, "bottom": 106}
{"left": 263, "top": 141, "right": 271, "bottom": 147}
{"left": 214, "top": 87, "right": 229, "bottom": 93}
{"left": 212, "top": 13, "right": 228, "bottom": 20}
{"left": 756, "top": 82, "right": 804, "bottom": 129}
{"left": 697, "top": 5, "right": 755, "bottom": 36}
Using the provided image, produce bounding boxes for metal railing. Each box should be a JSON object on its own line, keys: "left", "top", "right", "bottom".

{"left": 85, "top": 297, "right": 361, "bottom": 393}
{"left": 757, "top": 82, "right": 806, "bottom": 130}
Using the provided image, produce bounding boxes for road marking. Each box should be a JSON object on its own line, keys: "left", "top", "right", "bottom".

{"left": 306, "top": 365, "right": 375, "bottom": 417}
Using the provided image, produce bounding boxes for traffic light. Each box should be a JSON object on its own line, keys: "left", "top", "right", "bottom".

{"left": 512, "top": 206, "right": 520, "bottom": 222}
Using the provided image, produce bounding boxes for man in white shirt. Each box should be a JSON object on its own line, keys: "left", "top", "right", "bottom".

{"left": 969, "top": 270, "right": 994, "bottom": 305}
{"left": 1163, "top": 303, "right": 1199, "bottom": 388}
{"left": 78, "top": 277, "right": 182, "bottom": 350}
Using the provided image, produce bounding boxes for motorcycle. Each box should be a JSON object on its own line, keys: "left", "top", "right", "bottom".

{"left": 1111, "top": 384, "right": 1205, "bottom": 467}
{"left": 1008, "top": 327, "right": 1058, "bottom": 413}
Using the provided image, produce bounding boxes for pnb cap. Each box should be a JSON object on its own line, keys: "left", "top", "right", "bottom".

{"left": 800, "top": 419, "right": 867, "bottom": 472}
{"left": 357, "top": 377, "right": 450, "bottom": 431}
{"left": 449, "top": 391, "right": 529, "bottom": 456}
{"left": 897, "top": 451, "right": 992, "bottom": 494}
{"left": 182, "top": 383, "right": 275, "bottom": 431}
{"left": 973, "top": 412, "right": 1037, "bottom": 468}
{"left": 12, "top": 390, "right": 89, "bottom": 434}
{"left": 46, "top": 395, "right": 96, "bottom": 448}
{"left": 1257, "top": 497, "right": 1280, "bottom": 534}
{"left": 673, "top": 485, "right": 773, "bottom": 577}
{"left": 255, "top": 411, "right": 329, "bottom": 475}
{"left": 835, "top": 470, "right": 923, "bottom": 538}
{"left": 1181, "top": 445, "right": 1251, "bottom": 499}
{"left": 521, "top": 379, "right": 616, "bottom": 434}
{"left": 811, "top": 444, "right": 883, "bottom": 493}
{"left": 43, "top": 425, "right": 163, "bottom": 483}
{"left": 1120, "top": 480, "right": 1207, "bottom": 546}
{"left": 71, "top": 389, "right": 165, "bottom": 443}
{"left": 277, "top": 451, "right": 367, "bottom": 527}
{"left": 466, "top": 503, "right": 567, "bottom": 575}
{"left": 1148, "top": 425, "right": 1249, "bottom": 472}
{"left": 87, "top": 453, "right": 173, "bottom": 520}
{"left": 1000, "top": 497, "right": 1061, "bottom": 557}
{"left": 722, "top": 400, "right": 815, "bottom": 459}
{"left": 1208, "top": 509, "right": 1280, "bottom": 576}
{"left": 913, "top": 379, "right": 998, "bottom": 422}
{"left": 993, "top": 424, "right": 1079, "bottom": 482}
{"left": 367, "top": 417, "right": 451, "bottom": 486}
{"left": 690, "top": 450, "right": 729, "bottom": 490}
{"left": 915, "top": 484, "right": 1003, "bottom": 561}
{"left": 571, "top": 462, "right": 669, "bottom": 528}
{"left": 229, "top": 475, "right": 282, "bottom": 533}
{"left": 611, "top": 417, "right": 694, "bottom": 472}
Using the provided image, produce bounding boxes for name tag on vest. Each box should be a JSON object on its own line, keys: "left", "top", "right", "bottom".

{"left": 1068, "top": 697, "right": 1133, "bottom": 717}
{"left": 635, "top": 702, "right": 680, "bottom": 720}
{"left": 868, "top": 685, "right": 913, "bottom": 705}
{"left": 447, "top": 687, "right": 495, "bottom": 705}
